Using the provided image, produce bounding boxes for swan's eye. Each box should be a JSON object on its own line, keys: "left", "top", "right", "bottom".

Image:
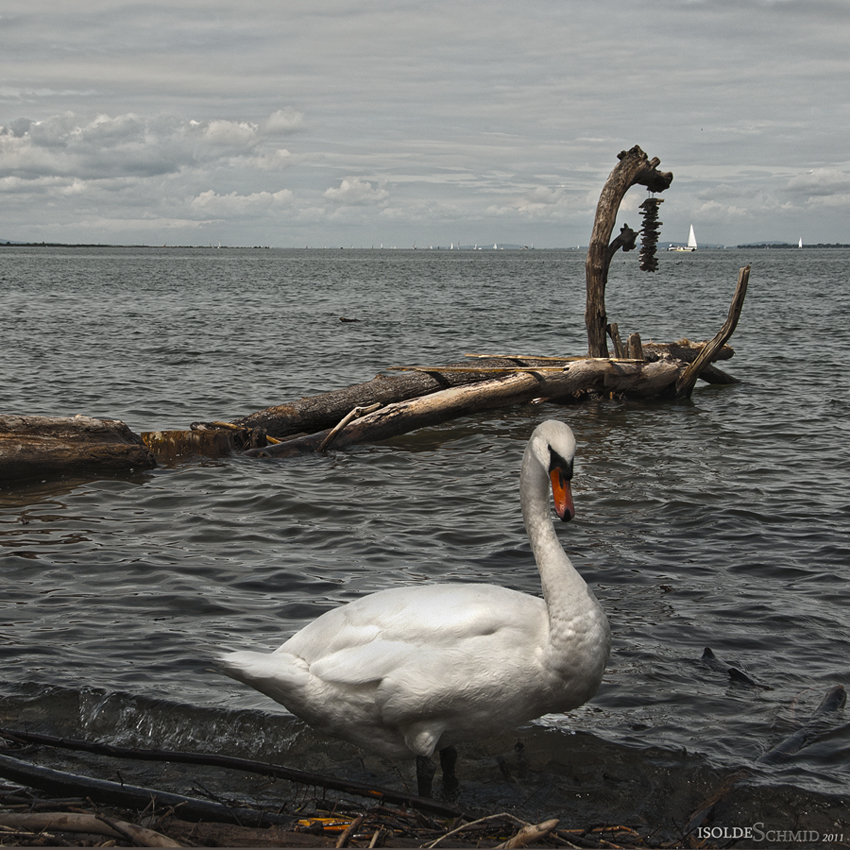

{"left": 548, "top": 448, "right": 573, "bottom": 481}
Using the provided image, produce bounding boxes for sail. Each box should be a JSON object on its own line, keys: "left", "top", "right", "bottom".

{"left": 799, "top": 238, "right": 803, "bottom": 249}
{"left": 687, "top": 225, "right": 698, "bottom": 250}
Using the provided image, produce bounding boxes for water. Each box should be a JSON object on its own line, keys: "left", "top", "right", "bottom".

{"left": 1, "top": 246, "right": 849, "bottom": 837}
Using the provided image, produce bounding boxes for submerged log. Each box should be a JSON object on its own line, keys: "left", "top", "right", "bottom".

{"left": 0, "top": 414, "right": 156, "bottom": 481}
{"left": 232, "top": 356, "right": 574, "bottom": 439}
{"left": 684, "top": 679, "right": 846, "bottom": 837}
{"left": 246, "top": 359, "right": 681, "bottom": 458}
{"left": 231, "top": 342, "right": 737, "bottom": 442}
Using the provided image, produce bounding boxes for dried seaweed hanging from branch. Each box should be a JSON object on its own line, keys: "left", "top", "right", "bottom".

{"left": 639, "top": 197, "right": 663, "bottom": 272}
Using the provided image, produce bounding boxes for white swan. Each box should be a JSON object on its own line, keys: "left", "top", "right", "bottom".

{"left": 219, "top": 420, "right": 610, "bottom": 791}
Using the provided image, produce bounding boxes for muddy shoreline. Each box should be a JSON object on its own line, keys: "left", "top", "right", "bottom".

{"left": 2, "top": 727, "right": 847, "bottom": 848}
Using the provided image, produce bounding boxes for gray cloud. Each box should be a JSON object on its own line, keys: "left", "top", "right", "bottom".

{"left": 324, "top": 178, "right": 390, "bottom": 206}
{"left": 786, "top": 169, "right": 850, "bottom": 198}
{"left": 1, "top": 0, "right": 849, "bottom": 245}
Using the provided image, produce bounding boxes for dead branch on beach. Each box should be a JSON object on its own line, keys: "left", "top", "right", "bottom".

{"left": 0, "top": 727, "right": 670, "bottom": 848}
{"left": 0, "top": 728, "right": 462, "bottom": 820}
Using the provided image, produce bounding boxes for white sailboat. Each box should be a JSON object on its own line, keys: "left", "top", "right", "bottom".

{"left": 798, "top": 238, "right": 803, "bottom": 249}
{"left": 667, "top": 224, "right": 698, "bottom": 252}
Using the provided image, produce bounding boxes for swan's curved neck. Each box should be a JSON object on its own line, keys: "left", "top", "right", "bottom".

{"left": 520, "top": 445, "right": 598, "bottom": 636}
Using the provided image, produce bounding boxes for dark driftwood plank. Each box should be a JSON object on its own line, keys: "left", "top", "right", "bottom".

{"left": 0, "top": 752, "right": 293, "bottom": 827}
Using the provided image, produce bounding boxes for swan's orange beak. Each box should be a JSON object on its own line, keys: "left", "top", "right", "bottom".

{"left": 550, "top": 468, "right": 575, "bottom": 522}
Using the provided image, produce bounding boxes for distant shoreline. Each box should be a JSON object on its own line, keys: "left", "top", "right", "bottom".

{"left": 2, "top": 241, "right": 849, "bottom": 250}
{"left": 0, "top": 241, "right": 269, "bottom": 249}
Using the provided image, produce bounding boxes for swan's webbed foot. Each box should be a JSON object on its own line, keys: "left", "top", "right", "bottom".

{"left": 415, "top": 754, "right": 436, "bottom": 797}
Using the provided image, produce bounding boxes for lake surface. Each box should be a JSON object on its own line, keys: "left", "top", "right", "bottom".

{"left": 1, "top": 246, "right": 848, "bottom": 840}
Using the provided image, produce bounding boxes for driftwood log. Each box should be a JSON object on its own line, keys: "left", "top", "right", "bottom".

{"left": 230, "top": 341, "right": 738, "bottom": 444}
{"left": 0, "top": 414, "right": 156, "bottom": 481}
{"left": 244, "top": 359, "right": 681, "bottom": 458}
{"left": 586, "top": 146, "right": 673, "bottom": 357}
{"left": 233, "top": 357, "right": 570, "bottom": 438}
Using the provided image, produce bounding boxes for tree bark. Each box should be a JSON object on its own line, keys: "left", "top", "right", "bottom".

{"left": 642, "top": 340, "right": 739, "bottom": 384}
{"left": 585, "top": 146, "right": 673, "bottom": 357}
{"left": 0, "top": 415, "right": 156, "bottom": 481}
{"left": 141, "top": 426, "right": 268, "bottom": 463}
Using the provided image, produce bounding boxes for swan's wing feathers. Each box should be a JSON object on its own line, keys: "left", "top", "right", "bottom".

{"left": 309, "top": 639, "right": 419, "bottom": 685}
{"left": 284, "top": 584, "right": 537, "bottom": 662}
{"left": 284, "top": 585, "right": 547, "bottom": 690}
{"left": 350, "top": 584, "right": 543, "bottom": 638}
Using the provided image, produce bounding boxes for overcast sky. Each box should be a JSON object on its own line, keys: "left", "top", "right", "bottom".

{"left": 1, "top": 1, "right": 848, "bottom": 248}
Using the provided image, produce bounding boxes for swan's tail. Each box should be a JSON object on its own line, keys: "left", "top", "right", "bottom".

{"left": 218, "top": 649, "right": 310, "bottom": 705}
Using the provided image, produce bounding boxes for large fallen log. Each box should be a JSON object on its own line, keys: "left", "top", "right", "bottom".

{"left": 231, "top": 356, "right": 571, "bottom": 438}
{"left": 229, "top": 343, "right": 734, "bottom": 441}
{"left": 245, "top": 359, "right": 681, "bottom": 458}
{"left": 0, "top": 414, "right": 156, "bottom": 481}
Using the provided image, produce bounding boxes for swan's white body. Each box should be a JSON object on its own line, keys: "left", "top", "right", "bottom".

{"left": 220, "top": 420, "right": 610, "bottom": 762}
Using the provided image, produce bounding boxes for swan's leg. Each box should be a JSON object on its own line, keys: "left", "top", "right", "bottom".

{"left": 415, "top": 755, "right": 436, "bottom": 797}
{"left": 439, "top": 745, "right": 458, "bottom": 793}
